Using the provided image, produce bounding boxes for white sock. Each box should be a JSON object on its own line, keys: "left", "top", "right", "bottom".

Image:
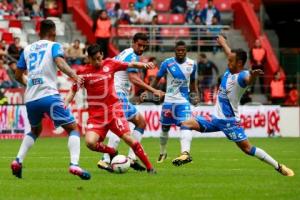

{"left": 68, "top": 131, "right": 80, "bottom": 165}
{"left": 251, "top": 147, "right": 279, "bottom": 169}
{"left": 102, "top": 133, "right": 121, "bottom": 163}
{"left": 160, "top": 131, "right": 169, "bottom": 154}
{"left": 180, "top": 129, "right": 193, "bottom": 153}
{"left": 128, "top": 128, "right": 144, "bottom": 160}
{"left": 16, "top": 132, "right": 37, "bottom": 163}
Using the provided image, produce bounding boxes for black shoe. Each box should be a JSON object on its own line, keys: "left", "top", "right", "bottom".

{"left": 147, "top": 168, "right": 157, "bottom": 174}
{"left": 130, "top": 160, "right": 146, "bottom": 171}
{"left": 157, "top": 153, "right": 167, "bottom": 163}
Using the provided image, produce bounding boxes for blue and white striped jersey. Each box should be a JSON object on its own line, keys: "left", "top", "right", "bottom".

{"left": 157, "top": 57, "right": 197, "bottom": 104}
{"left": 17, "top": 40, "right": 64, "bottom": 103}
{"left": 215, "top": 69, "right": 250, "bottom": 120}
{"left": 114, "top": 48, "right": 139, "bottom": 95}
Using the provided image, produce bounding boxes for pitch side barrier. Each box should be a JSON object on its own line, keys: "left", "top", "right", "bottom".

{"left": 1, "top": 104, "right": 299, "bottom": 139}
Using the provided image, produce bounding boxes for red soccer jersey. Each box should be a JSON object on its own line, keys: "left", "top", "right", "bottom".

{"left": 72, "top": 58, "right": 129, "bottom": 121}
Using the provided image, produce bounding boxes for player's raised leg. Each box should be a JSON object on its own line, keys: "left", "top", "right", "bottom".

{"left": 127, "top": 113, "right": 147, "bottom": 171}
{"left": 121, "top": 133, "right": 155, "bottom": 174}
{"left": 236, "top": 140, "right": 294, "bottom": 176}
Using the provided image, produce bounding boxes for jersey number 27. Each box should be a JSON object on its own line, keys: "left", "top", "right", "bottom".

{"left": 29, "top": 50, "right": 46, "bottom": 71}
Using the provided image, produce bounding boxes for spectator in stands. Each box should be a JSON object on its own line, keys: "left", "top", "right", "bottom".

{"left": 197, "top": 53, "right": 219, "bottom": 92}
{"left": 170, "top": 0, "right": 187, "bottom": 14}
{"left": 7, "top": 61, "right": 20, "bottom": 88}
{"left": 284, "top": 82, "right": 299, "bottom": 106}
{"left": 135, "top": 0, "right": 152, "bottom": 12}
{"left": 186, "top": 3, "right": 201, "bottom": 24}
{"left": 200, "top": 0, "right": 221, "bottom": 25}
{"left": 207, "top": 16, "right": 221, "bottom": 53}
{"left": 187, "top": 0, "right": 198, "bottom": 11}
{"left": 13, "top": 0, "right": 24, "bottom": 17}
{"left": 40, "top": 0, "right": 63, "bottom": 17}
{"left": 0, "top": 40, "right": 7, "bottom": 60}
{"left": 125, "top": 2, "right": 141, "bottom": 24}
{"left": 93, "top": 10, "right": 112, "bottom": 58}
{"left": 0, "top": 0, "right": 14, "bottom": 14}
{"left": 87, "top": 0, "right": 105, "bottom": 15}
{"left": 140, "top": 4, "right": 156, "bottom": 24}
{"left": 66, "top": 39, "right": 84, "bottom": 66}
{"left": 269, "top": 70, "right": 285, "bottom": 105}
{"left": 250, "top": 38, "right": 266, "bottom": 93}
{"left": 30, "top": 0, "right": 43, "bottom": 17}
{"left": 0, "top": 59, "right": 12, "bottom": 88}
{"left": 8, "top": 37, "right": 23, "bottom": 60}
{"left": 108, "top": 3, "right": 126, "bottom": 26}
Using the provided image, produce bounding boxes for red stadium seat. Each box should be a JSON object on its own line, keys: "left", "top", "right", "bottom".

{"left": 9, "top": 20, "right": 22, "bottom": 28}
{"left": 160, "top": 28, "right": 173, "bottom": 37}
{"left": 169, "top": 14, "right": 185, "bottom": 25}
{"left": 117, "top": 27, "right": 146, "bottom": 37}
{"left": 174, "top": 27, "right": 190, "bottom": 38}
{"left": 153, "top": 0, "right": 171, "bottom": 12}
{"left": 2, "top": 32, "right": 14, "bottom": 44}
{"left": 3, "top": 15, "right": 17, "bottom": 20}
{"left": 157, "top": 14, "right": 170, "bottom": 24}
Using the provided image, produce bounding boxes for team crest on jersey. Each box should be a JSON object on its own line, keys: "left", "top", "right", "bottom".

{"left": 171, "top": 67, "right": 176, "bottom": 72}
{"left": 231, "top": 75, "right": 236, "bottom": 81}
{"left": 103, "top": 66, "right": 110, "bottom": 72}
{"left": 87, "top": 123, "right": 94, "bottom": 129}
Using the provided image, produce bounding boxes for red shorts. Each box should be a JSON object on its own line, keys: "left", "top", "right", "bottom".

{"left": 86, "top": 116, "right": 130, "bottom": 141}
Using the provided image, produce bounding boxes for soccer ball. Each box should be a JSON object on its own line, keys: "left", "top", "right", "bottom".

{"left": 111, "top": 155, "right": 130, "bottom": 173}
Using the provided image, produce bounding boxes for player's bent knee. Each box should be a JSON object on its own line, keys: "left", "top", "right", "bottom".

{"left": 121, "top": 133, "right": 135, "bottom": 146}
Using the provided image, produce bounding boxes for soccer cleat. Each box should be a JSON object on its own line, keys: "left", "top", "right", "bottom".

{"left": 69, "top": 165, "right": 91, "bottom": 180}
{"left": 172, "top": 151, "right": 192, "bottom": 166}
{"left": 157, "top": 153, "right": 167, "bottom": 163}
{"left": 11, "top": 160, "right": 22, "bottom": 178}
{"left": 147, "top": 168, "right": 157, "bottom": 174}
{"left": 276, "top": 164, "right": 295, "bottom": 177}
{"left": 130, "top": 159, "right": 146, "bottom": 171}
{"left": 97, "top": 160, "right": 113, "bottom": 173}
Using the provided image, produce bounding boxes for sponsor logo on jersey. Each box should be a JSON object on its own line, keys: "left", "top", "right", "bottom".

{"left": 103, "top": 66, "right": 110, "bottom": 72}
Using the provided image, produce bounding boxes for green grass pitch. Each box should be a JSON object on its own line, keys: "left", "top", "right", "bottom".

{"left": 0, "top": 137, "right": 299, "bottom": 200}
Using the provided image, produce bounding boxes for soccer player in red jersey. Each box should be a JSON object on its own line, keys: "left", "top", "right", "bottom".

{"left": 65, "top": 44, "right": 155, "bottom": 173}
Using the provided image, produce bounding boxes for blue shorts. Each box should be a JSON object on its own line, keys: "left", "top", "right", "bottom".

{"left": 195, "top": 115, "right": 247, "bottom": 142}
{"left": 25, "top": 94, "right": 75, "bottom": 127}
{"left": 117, "top": 92, "right": 138, "bottom": 120}
{"left": 160, "top": 103, "right": 191, "bottom": 126}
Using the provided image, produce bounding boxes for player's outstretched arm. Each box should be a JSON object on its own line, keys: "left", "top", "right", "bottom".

{"left": 128, "top": 61, "right": 165, "bottom": 97}
{"left": 217, "top": 35, "right": 231, "bottom": 57}
{"left": 15, "top": 68, "right": 27, "bottom": 86}
{"left": 64, "top": 89, "right": 77, "bottom": 107}
{"left": 54, "top": 57, "right": 84, "bottom": 86}
{"left": 190, "top": 79, "right": 200, "bottom": 105}
{"left": 245, "top": 69, "right": 264, "bottom": 86}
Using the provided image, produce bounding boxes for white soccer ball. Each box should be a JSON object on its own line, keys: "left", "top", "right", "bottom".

{"left": 111, "top": 155, "right": 130, "bottom": 173}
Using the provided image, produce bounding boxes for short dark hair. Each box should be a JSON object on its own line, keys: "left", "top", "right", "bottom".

{"left": 231, "top": 48, "right": 247, "bottom": 66}
{"left": 133, "top": 33, "right": 148, "bottom": 42}
{"left": 199, "top": 53, "right": 207, "bottom": 59}
{"left": 87, "top": 44, "right": 103, "bottom": 57}
{"left": 175, "top": 40, "right": 186, "bottom": 48}
{"left": 40, "top": 19, "right": 56, "bottom": 37}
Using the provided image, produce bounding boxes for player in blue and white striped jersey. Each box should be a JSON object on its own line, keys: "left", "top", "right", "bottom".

{"left": 151, "top": 41, "right": 199, "bottom": 165}
{"left": 10, "top": 20, "right": 90, "bottom": 180}
{"left": 179, "top": 35, "right": 294, "bottom": 176}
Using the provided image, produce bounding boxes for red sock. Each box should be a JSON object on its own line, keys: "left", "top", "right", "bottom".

{"left": 131, "top": 142, "right": 152, "bottom": 170}
{"left": 95, "top": 142, "right": 116, "bottom": 155}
